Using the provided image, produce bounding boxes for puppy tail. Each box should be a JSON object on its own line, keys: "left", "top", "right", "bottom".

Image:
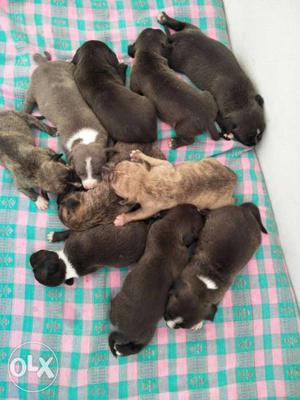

{"left": 241, "top": 203, "right": 268, "bottom": 234}
{"left": 33, "top": 51, "right": 51, "bottom": 65}
{"left": 109, "top": 331, "right": 146, "bottom": 357}
{"left": 157, "top": 11, "right": 187, "bottom": 31}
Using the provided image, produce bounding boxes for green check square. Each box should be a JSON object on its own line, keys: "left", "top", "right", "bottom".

{"left": 11, "top": 30, "right": 29, "bottom": 43}
{"left": 23, "top": 316, "right": 33, "bottom": 332}
{"left": 77, "top": 20, "right": 85, "bottom": 30}
{"left": 15, "top": 54, "right": 30, "bottom": 67}
{"left": 168, "top": 375, "right": 177, "bottom": 392}
{"left": 259, "top": 274, "right": 268, "bottom": 288}
{"left": 216, "top": 338, "right": 226, "bottom": 355}
{"left": 34, "top": 14, "right": 43, "bottom": 25}
{"left": 26, "top": 225, "right": 36, "bottom": 240}
{"left": 0, "top": 224, "right": 15, "bottom": 239}
{"left": 188, "top": 373, "right": 209, "bottom": 390}
{"left": 93, "top": 288, "right": 111, "bottom": 304}
{"left": 0, "top": 284, "right": 14, "bottom": 299}
{"left": 0, "top": 382, "right": 7, "bottom": 398}
{"left": 0, "top": 348, "right": 9, "bottom": 364}
{"left": 284, "top": 365, "right": 300, "bottom": 380}
{"left": 0, "top": 196, "right": 19, "bottom": 210}
{"left": 0, "top": 253, "right": 15, "bottom": 268}
{"left": 0, "top": 31, "right": 6, "bottom": 42}
{"left": 279, "top": 302, "right": 297, "bottom": 319}
{"left": 281, "top": 333, "right": 300, "bottom": 349}
{"left": 119, "top": 381, "right": 128, "bottom": 398}
{"left": 0, "top": 54, "right": 5, "bottom": 65}
{"left": 232, "top": 275, "right": 250, "bottom": 290}
{"left": 71, "top": 352, "right": 80, "bottom": 368}
{"left": 265, "top": 365, "right": 274, "bottom": 380}
{"left": 73, "top": 319, "right": 83, "bottom": 336}
{"left": 138, "top": 378, "right": 159, "bottom": 396}
{"left": 275, "top": 272, "right": 289, "bottom": 288}
{"left": 263, "top": 334, "right": 273, "bottom": 349}
{"left": 199, "top": 17, "right": 207, "bottom": 30}
{"left": 217, "top": 370, "right": 227, "bottom": 386}
{"left": 2, "top": 169, "right": 13, "bottom": 183}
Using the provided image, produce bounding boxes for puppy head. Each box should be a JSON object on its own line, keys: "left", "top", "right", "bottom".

{"left": 30, "top": 250, "right": 66, "bottom": 287}
{"left": 224, "top": 95, "right": 265, "bottom": 146}
{"left": 72, "top": 40, "right": 120, "bottom": 68}
{"left": 164, "top": 274, "right": 218, "bottom": 330}
{"left": 128, "top": 28, "right": 169, "bottom": 58}
{"left": 69, "top": 143, "right": 106, "bottom": 189}
{"left": 39, "top": 156, "right": 77, "bottom": 194}
{"left": 58, "top": 191, "right": 86, "bottom": 229}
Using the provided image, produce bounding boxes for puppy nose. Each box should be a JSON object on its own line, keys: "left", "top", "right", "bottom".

{"left": 82, "top": 179, "right": 98, "bottom": 190}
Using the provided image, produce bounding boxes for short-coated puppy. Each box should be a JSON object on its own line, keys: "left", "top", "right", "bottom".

{"left": 58, "top": 142, "right": 166, "bottom": 230}
{"left": 72, "top": 40, "right": 157, "bottom": 143}
{"left": 157, "top": 12, "right": 265, "bottom": 146}
{"left": 30, "top": 221, "right": 148, "bottom": 286}
{"left": 164, "top": 203, "right": 267, "bottom": 330}
{"left": 109, "top": 204, "right": 204, "bottom": 357}
{"left": 105, "top": 149, "right": 236, "bottom": 226}
{"left": 24, "top": 52, "right": 108, "bottom": 189}
{"left": 128, "top": 28, "right": 219, "bottom": 148}
{"left": 0, "top": 110, "right": 77, "bottom": 210}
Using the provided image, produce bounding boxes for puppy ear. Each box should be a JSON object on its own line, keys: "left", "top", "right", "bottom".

{"left": 71, "top": 48, "right": 80, "bottom": 65}
{"left": 128, "top": 44, "right": 136, "bottom": 58}
{"left": 206, "top": 304, "right": 217, "bottom": 321}
{"left": 65, "top": 278, "right": 74, "bottom": 286}
{"left": 255, "top": 94, "right": 264, "bottom": 108}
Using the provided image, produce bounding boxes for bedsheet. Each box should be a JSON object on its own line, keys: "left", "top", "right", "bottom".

{"left": 0, "top": 1, "right": 299, "bottom": 399}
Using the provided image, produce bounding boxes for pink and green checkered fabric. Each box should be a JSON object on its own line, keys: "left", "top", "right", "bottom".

{"left": 0, "top": 1, "right": 299, "bottom": 399}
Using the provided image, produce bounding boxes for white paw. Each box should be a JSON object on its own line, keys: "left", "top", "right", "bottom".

{"left": 191, "top": 321, "right": 204, "bottom": 331}
{"left": 36, "top": 196, "right": 48, "bottom": 211}
{"left": 130, "top": 149, "right": 142, "bottom": 161}
{"left": 47, "top": 232, "right": 54, "bottom": 242}
{"left": 223, "top": 132, "right": 234, "bottom": 140}
{"left": 114, "top": 214, "right": 125, "bottom": 227}
{"left": 114, "top": 344, "right": 123, "bottom": 357}
{"left": 157, "top": 12, "right": 166, "bottom": 23}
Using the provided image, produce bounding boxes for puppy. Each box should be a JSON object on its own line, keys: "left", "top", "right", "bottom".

{"left": 58, "top": 143, "right": 166, "bottom": 230}
{"left": 157, "top": 12, "right": 265, "bottom": 146}
{"left": 106, "top": 149, "right": 236, "bottom": 226}
{"left": 23, "top": 52, "right": 108, "bottom": 189}
{"left": 128, "top": 29, "right": 219, "bottom": 148}
{"left": 72, "top": 40, "right": 157, "bottom": 143}
{"left": 0, "top": 110, "right": 76, "bottom": 210}
{"left": 30, "top": 220, "right": 148, "bottom": 286}
{"left": 109, "top": 204, "right": 204, "bottom": 356}
{"left": 164, "top": 203, "right": 267, "bottom": 330}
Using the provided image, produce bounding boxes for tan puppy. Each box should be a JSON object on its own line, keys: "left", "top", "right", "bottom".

{"left": 107, "top": 150, "right": 236, "bottom": 226}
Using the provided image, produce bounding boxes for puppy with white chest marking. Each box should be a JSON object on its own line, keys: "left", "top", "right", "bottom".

{"left": 164, "top": 203, "right": 267, "bottom": 330}
{"left": 72, "top": 40, "right": 157, "bottom": 143}
{"left": 105, "top": 149, "right": 236, "bottom": 226}
{"left": 128, "top": 29, "right": 219, "bottom": 148}
{"left": 23, "top": 52, "right": 108, "bottom": 189}
{"left": 30, "top": 220, "right": 148, "bottom": 287}
{"left": 157, "top": 12, "right": 265, "bottom": 146}
{"left": 109, "top": 204, "right": 204, "bottom": 357}
{"left": 0, "top": 110, "right": 77, "bottom": 210}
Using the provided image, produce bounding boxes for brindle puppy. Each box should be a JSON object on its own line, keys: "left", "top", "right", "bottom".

{"left": 157, "top": 12, "right": 265, "bottom": 146}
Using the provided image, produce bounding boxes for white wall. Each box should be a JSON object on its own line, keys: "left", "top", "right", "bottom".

{"left": 224, "top": 0, "right": 300, "bottom": 303}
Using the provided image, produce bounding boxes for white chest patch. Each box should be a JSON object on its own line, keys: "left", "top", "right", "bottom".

{"left": 65, "top": 128, "right": 99, "bottom": 151}
{"left": 197, "top": 275, "right": 218, "bottom": 290}
{"left": 57, "top": 250, "right": 79, "bottom": 280}
{"left": 166, "top": 316, "right": 183, "bottom": 329}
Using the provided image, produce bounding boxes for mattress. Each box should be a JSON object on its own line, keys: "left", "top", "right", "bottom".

{"left": 0, "top": 0, "right": 299, "bottom": 399}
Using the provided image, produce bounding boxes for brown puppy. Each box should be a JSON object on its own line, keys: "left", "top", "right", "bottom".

{"left": 128, "top": 28, "right": 219, "bottom": 148}
{"left": 0, "top": 110, "right": 76, "bottom": 210}
{"left": 72, "top": 40, "right": 157, "bottom": 143}
{"left": 58, "top": 143, "right": 166, "bottom": 230}
{"left": 157, "top": 12, "right": 265, "bottom": 146}
{"left": 107, "top": 149, "right": 236, "bottom": 226}
{"left": 24, "top": 52, "right": 108, "bottom": 189}
{"left": 30, "top": 221, "right": 148, "bottom": 287}
{"left": 109, "top": 204, "right": 204, "bottom": 357}
{"left": 164, "top": 203, "right": 267, "bottom": 330}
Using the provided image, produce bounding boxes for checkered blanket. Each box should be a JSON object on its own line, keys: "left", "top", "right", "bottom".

{"left": 0, "top": 1, "right": 299, "bottom": 399}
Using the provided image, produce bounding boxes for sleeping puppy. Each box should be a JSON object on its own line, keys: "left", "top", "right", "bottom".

{"left": 23, "top": 52, "right": 108, "bottom": 189}
{"left": 0, "top": 110, "right": 77, "bottom": 210}
{"left": 157, "top": 12, "right": 265, "bottom": 146}
{"left": 30, "top": 221, "right": 148, "bottom": 286}
{"left": 164, "top": 203, "right": 267, "bottom": 330}
{"left": 72, "top": 40, "right": 157, "bottom": 143}
{"left": 105, "top": 149, "right": 236, "bottom": 226}
{"left": 58, "top": 142, "right": 166, "bottom": 230}
{"left": 128, "top": 28, "right": 219, "bottom": 148}
{"left": 109, "top": 204, "right": 204, "bottom": 357}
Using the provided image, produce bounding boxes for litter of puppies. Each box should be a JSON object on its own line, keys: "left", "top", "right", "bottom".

{"left": 0, "top": 12, "right": 267, "bottom": 357}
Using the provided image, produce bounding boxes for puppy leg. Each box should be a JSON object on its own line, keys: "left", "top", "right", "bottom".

{"left": 157, "top": 12, "right": 196, "bottom": 32}
{"left": 130, "top": 149, "right": 171, "bottom": 167}
{"left": 18, "top": 112, "right": 57, "bottom": 136}
{"left": 17, "top": 185, "right": 48, "bottom": 210}
{"left": 48, "top": 230, "right": 71, "bottom": 243}
{"left": 114, "top": 206, "right": 159, "bottom": 226}
{"left": 171, "top": 120, "right": 197, "bottom": 149}
{"left": 23, "top": 88, "right": 36, "bottom": 113}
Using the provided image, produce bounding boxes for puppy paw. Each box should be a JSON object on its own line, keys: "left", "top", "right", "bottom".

{"left": 191, "top": 321, "right": 204, "bottom": 331}
{"left": 47, "top": 232, "right": 54, "bottom": 242}
{"left": 114, "top": 214, "right": 126, "bottom": 226}
{"left": 114, "top": 343, "right": 123, "bottom": 357}
{"left": 130, "top": 149, "right": 142, "bottom": 162}
{"left": 36, "top": 195, "right": 48, "bottom": 211}
{"left": 157, "top": 11, "right": 167, "bottom": 23}
{"left": 223, "top": 132, "right": 234, "bottom": 141}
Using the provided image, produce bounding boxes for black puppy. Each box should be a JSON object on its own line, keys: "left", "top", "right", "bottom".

{"left": 157, "top": 12, "right": 265, "bottom": 146}
{"left": 109, "top": 204, "right": 204, "bottom": 357}
{"left": 72, "top": 40, "right": 157, "bottom": 143}
{"left": 128, "top": 29, "right": 219, "bottom": 148}
{"left": 30, "top": 221, "right": 148, "bottom": 286}
{"left": 164, "top": 203, "right": 267, "bottom": 330}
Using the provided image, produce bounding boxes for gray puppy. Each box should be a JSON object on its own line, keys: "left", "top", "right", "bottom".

{"left": 72, "top": 40, "right": 157, "bottom": 143}
{"left": 164, "top": 203, "right": 267, "bottom": 330}
{"left": 157, "top": 12, "right": 265, "bottom": 146}
{"left": 24, "top": 52, "right": 108, "bottom": 189}
{"left": 30, "top": 220, "right": 148, "bottom": 287}
{"left": 128, "top": 29, "right": 219, "bottom": 148}
{"left": 0, "top": 110, "right": 75, "bottom": 210}
{"left": 109, "top": 204, "right": 204, "bottom": 357}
